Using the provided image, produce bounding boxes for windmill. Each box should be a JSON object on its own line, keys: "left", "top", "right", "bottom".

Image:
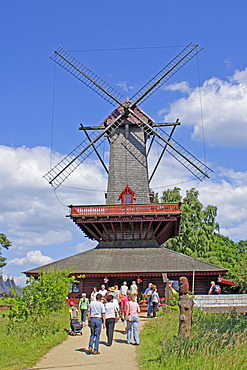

{"left": 44, "top": 42, "right": 212, "bottom": 246}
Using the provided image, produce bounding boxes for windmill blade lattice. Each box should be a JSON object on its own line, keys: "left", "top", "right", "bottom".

{"left": 154, "top": 127, "right": 213, "bottom": 180}
{"left": 130, "top": 42, "right": 202, "bottom": 106}
{"left": 44, "top": 131, "right": 102, "bottom": 189}
{"left": 127, "top": 106, "right": 212, "bottom": 181}
{"left": 45, "top": 42, "right": 213, "bottom": 189}
{"left": 44, "top": 112, "right": 127, "bottom": 189}
{"left": 51, "top": 46, "right": 124, "bottom": 106}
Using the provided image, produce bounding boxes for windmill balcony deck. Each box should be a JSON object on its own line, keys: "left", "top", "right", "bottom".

{"left": 70, "top": 203, "right": 181, "bottom": 217}
{"left": 69, "top": 203, "right": 181, "bottom": 246}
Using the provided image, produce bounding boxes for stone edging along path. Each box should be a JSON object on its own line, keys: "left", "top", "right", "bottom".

{"left": 31, "top": 314, "right": 148, "bottom": 370}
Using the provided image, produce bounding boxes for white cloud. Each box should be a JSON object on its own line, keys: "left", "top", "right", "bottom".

{"left": 0, "top": 144, "right": 109, "bottom": 280}
{"left": 165, "top": 81, "right": 191, "bottom": 94}
{"left": 8, "top": 250, "right": 53, "bottom": 266}
{"left": 198, "top": 177, "right": 247, "bottom": 233}
{"left": 116, "top": 81, "right": 135, "bottom": 93}
{"left": 69, "top": 240, "right": 96, "bottom": 253}
{"left": 10, "top": 230, "right": 72, "bottom": 251}
{"left": 162, "top": 68, "right": 247, "bottom": 147}
{"left": 0, "top": 145, "right": 107, "bottom": 253}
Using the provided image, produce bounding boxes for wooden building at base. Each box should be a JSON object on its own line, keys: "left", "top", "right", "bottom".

{"left": 24, "top": 245, "right": 228, "bottom": 298}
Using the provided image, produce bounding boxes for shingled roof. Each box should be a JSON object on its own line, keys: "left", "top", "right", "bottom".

{"left": 24, "top": 246, "right": 227, "bottom": 275}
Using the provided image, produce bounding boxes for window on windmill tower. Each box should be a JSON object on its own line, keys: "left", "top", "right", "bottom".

{"left": 119, "top": 185, "right": 136, "bottom": 204}
{"left": 124, "top": 194, "right": 132, "bottom": 204}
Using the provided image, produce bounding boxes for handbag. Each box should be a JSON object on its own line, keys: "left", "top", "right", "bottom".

{"left": 126, "top": 302, "right": 132, "bottom": 321}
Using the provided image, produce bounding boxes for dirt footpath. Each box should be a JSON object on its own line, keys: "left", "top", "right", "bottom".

{"left": 31, "top": 314, "right": 147, "bottom": 370}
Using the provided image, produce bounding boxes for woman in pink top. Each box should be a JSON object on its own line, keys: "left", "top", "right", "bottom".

{"left": 120, "top": 293, "right": 129, "bottom": 333}
{"left": 125, "top": 295, "right": 140, "bottom": 345}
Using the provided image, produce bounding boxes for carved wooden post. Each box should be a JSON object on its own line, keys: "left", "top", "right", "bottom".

{"left": 178, "top": 276, "right": 193, "bottom": 338}
{"left": 162, "top": 273, "right": 170, "bottom": 305}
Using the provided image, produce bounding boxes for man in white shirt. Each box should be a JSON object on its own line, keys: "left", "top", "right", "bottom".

{"left": 130, "top": 281, "right": 138, "bottom": 301}
{"left": 98, "top": 284, "right": 107, "bottom": 297}
{"left": 88, "top": 293, "right": 106, "bottom": 354}
{"left": 120, "top": 281, "right": 128, "bottom": 296}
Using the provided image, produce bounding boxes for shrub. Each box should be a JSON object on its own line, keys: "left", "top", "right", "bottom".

{"left": 8, "top": 269, "right": 76, "bottom": 335}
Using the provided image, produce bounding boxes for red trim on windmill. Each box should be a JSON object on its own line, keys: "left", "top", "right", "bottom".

{"left": 119, "top": 184, "right": 136, "bottom": 204}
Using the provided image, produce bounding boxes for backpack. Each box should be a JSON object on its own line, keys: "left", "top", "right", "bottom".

{"left": 215, "top": 284, "right": 221, "bottom": 294}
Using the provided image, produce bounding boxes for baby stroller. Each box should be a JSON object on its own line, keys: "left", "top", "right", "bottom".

{"left": 70, "top": 318, "right": 82, "bottom": 335}
{"left": 69, "top": 302, "right": 82, "bottom": 335}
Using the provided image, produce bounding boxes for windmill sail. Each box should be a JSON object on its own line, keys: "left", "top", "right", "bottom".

{"left": 44, "top": 112, "right": 127, "bottom": 189}
{"left": 154, "top": 132, "right": 213, "bottom": 180}
{"left": 130, "top": 42, "right": 202, "bottom": 106}
{"left": 127, "top": 107, "right": 212, "bottom": 181}
{"left": 44, "top": 42, "right": 212, "bottom": 189}
{"left": 51, "top": 46, "right": 124, "bottom": 106}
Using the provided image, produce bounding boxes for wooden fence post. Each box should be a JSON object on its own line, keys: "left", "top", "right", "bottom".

{"left": 178, "top": 276, "right": 193, "bottom": 338}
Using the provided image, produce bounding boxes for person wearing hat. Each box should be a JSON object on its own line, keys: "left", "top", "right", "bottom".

{"left": 105, "top": 286, "right": 114, "bottom": 296}
{"left": 79, "top": 293, "right": 89, "bottom": 327}
{"left": 69, "top": 302, "right": 79, "bottom": 319}
{"left": 69, "top": 301, "right": 79, "bottom": 333}
{"left": 106, "top": 287, "right": 120, "bottom": 312}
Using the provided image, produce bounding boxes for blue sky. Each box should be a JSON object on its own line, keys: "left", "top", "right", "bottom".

{"left": 1, "top": 1, "right": 247, "bottom": 285}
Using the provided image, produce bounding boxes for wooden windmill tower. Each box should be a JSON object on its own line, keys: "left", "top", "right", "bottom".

{"left": 44, "top": 42, "right": 212, "bottom": 248}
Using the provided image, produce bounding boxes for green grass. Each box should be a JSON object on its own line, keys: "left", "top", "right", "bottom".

{"left": 137, "top": 308, "right": 247, "bottom": 370}
{"left": 0, "top": 308, "right": 69, "bottom": 370}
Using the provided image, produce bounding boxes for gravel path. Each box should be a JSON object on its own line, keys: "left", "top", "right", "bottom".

{"left": 31, "top": 314, "right": 147, "bottom": 370}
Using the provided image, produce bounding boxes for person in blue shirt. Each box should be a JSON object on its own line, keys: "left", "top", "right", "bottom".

{"left": 144, "top": 283, "right": 153, "bottom": 318}
{"left": 87, "top": 293, "right": 106, "bottom": 354}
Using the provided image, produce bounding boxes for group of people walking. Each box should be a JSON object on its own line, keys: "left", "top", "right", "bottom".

{"left": 69, "top": 281, "right": 159, "bottom": 355}
{"left": 144, "top": 282, "right": 160, "bottom": 318}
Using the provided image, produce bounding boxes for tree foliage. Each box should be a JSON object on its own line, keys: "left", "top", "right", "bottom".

{"left": 161, "top": 187, "right": 182, "bottom": 203}
{"left": 161, "top": 188, "right": 247, "bottom": 288}
{"left": 0, "top": 233, "right": 11, "bottom": 269}
{"left": 231, "top": 253, "right": 247, "bottom": 293}
{"left": 8, "top": 269, "right": 76, "bottom": 329}
{"left": 163, "top": 188, "right": 220, "bottom": 258}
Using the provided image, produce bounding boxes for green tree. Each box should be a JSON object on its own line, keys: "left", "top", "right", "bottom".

{"left": 164, "top": 188, "right": 220, "bottom": 258}
{"left": 231, "top": 252, "right": 247, "bottom": 293}
{"left": 0, "top": 233, "right": 12, "bottom": 269}
{"left": 9, "top": 269, "right": 76, "bottom": 327}
{"left": 203, "top": 233, "right": 243, "bottom": 269}
{"left": 160, "top": 187, "right": 182, "bottom": 203}
{"left": 162, "top": 187, "right": 246, "bottom": 284}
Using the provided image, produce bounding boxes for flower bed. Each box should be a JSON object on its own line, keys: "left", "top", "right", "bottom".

{"left": 0, "top": 304, "right": 14, "bottom": 310}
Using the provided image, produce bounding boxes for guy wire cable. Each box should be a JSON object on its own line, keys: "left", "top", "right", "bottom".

{"left": 196, "top": 56, "right": 207, "bottom": 165}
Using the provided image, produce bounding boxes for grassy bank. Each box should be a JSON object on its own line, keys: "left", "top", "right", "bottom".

{"left": 0, "top": 308, "right": 68, "bottom": 370}
{"left": 137, "top": 308, "right": 247, "bottom": 370}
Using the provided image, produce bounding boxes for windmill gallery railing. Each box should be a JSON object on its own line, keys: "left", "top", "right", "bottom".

{"left": 70, "top": 203, "right": 181, "bottom": 217}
